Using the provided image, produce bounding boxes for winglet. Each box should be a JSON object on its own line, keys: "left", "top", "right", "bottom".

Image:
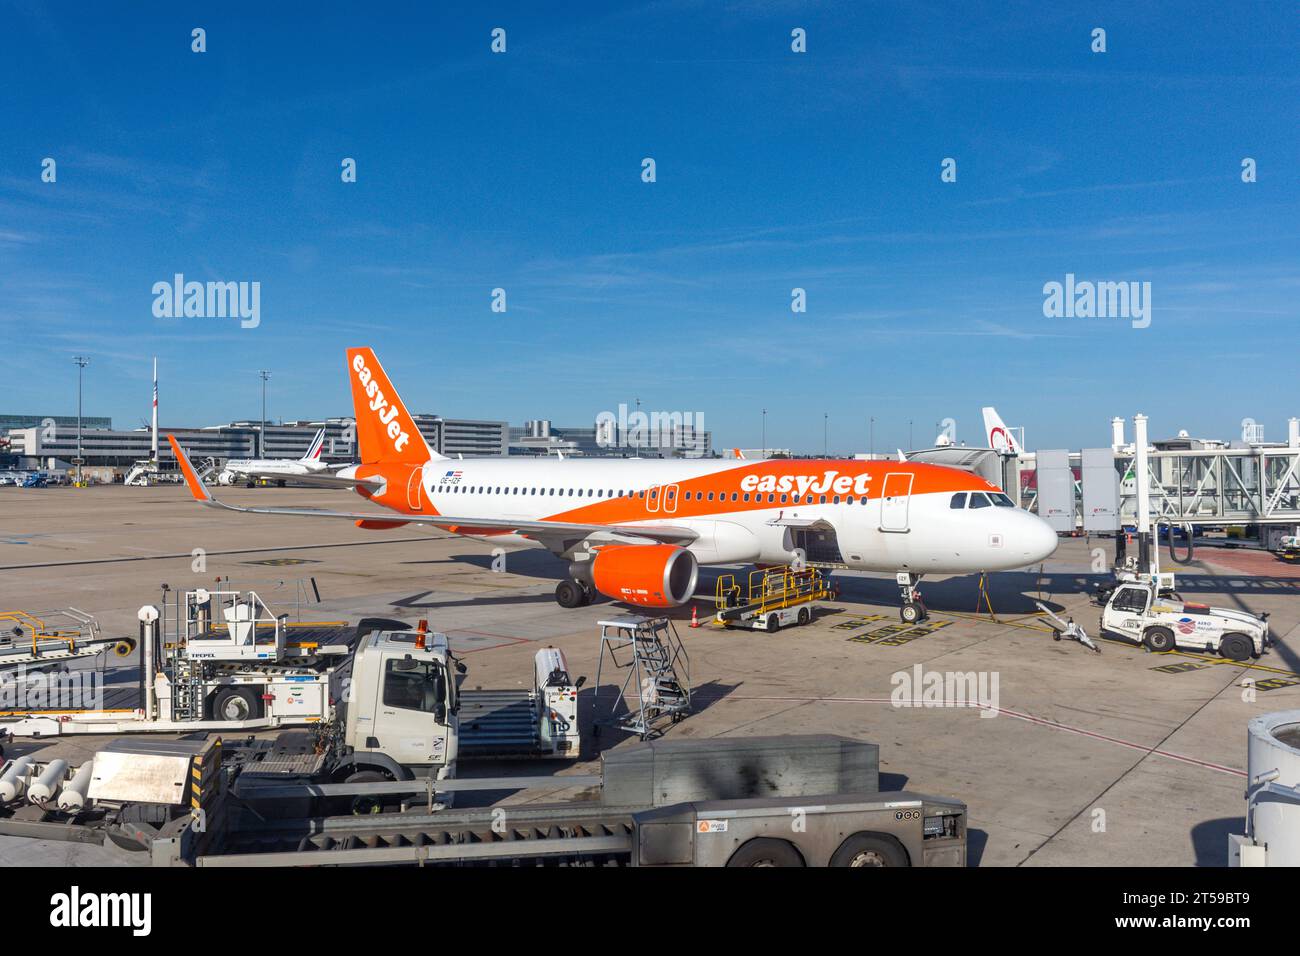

{"left": 168, "top": 434, "right": 212, "bottom": 503}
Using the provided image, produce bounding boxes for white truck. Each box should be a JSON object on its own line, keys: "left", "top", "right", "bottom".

{"left": 0, "top": 623, "right": 572, "bottom": 823}
{"left": 1, "top": 592, "right": 582, "bottom": 771}
{"left": 1098, "top": 577, "right": 1271, "bottom": 661}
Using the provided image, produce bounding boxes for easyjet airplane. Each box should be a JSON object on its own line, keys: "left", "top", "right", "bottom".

{"left": 168, "top": 348, "right": 1058, "bottom": 622}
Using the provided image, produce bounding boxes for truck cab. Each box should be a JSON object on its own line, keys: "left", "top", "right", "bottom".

{"left": 341, "top": 628, "right": 460, "bottom": 779}
{"left": 1100, "top": 581, "right": 1270, "bottom": 661}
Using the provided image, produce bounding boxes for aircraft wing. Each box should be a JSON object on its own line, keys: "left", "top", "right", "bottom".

{"left": 170, "top": 435, "right": 697, "bottom": 547}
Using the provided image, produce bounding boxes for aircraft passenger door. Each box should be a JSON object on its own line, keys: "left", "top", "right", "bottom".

{"left": 407, "top": 466, "right": 424, "bottom": 511}
{"left": 879, "top": 473, "right": 913, "bottom": 532}
{"left": 662, "top": 483, "right": 679, "bottom": 514}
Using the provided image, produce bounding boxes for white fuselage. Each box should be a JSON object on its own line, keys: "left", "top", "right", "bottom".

{"left": 346, "top": 457, "right": 1059, "bottom": 574}
{"left": 218, "top": 459, "right": 329, "bottom": 483}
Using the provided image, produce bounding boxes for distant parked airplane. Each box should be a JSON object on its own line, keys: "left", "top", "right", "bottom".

{"left": 217, "top": 428, "right": 333, "bottom": 486}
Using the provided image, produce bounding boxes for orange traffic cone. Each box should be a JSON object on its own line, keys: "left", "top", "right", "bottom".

{"left": 690, "top": 606, "right": 701, "bottom": 628}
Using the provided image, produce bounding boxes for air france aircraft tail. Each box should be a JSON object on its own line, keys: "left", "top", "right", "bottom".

{"left": 346, "top": 347, "right": 444, "bottom": 464}
{"left": 298, "top": 427, "right": 326, "bottom": 464}
{"left": 982, "top": 406, "right": 1024, "bottom": 456}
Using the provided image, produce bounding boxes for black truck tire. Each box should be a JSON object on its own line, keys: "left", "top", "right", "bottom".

{"left": 830, "top": 833, "right": 910, "bottom": 868}
{"left": 1143, "top": 627, "right": 1176, "bottom": 653}
{"left": 726, "top": 838, "right": 804, "bottom": 867}
{"left": 210, "top": 687, "right": 261, "bottom": 722}
{"left": 1219, "top": 633, "right": 1253, "bottom": 662}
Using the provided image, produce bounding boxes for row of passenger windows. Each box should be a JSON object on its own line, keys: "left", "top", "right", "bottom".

{"left": 949, "top": 491, "right": 1016, "bottom": 509}
{"left": 435, "top": 484, "right": 869, "bottom": 506}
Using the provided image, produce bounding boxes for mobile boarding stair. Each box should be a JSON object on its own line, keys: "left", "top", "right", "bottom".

{"left": 0, "top": 609, "right": 136, "bottom": 675}
{"left": 714, "top": 566, "right": 831, "bottom": 631}
{"left": 593, "top": 616, "right": 690, "bottom": 741}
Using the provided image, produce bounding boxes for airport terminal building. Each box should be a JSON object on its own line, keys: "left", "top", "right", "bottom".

{"left": 2, "top": 410, "right": 710, "bottom": 474}
{"left": 2, "top": 413, "right": 512, "bottom": 475}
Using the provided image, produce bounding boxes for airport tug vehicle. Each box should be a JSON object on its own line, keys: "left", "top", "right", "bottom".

{"left": 1097, "top": 574, "right": 1271, "bottom": 661}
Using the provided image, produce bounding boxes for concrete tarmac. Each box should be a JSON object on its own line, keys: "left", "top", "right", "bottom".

{"left": 2, "top": 484, "right": 1298, "bottom": 866}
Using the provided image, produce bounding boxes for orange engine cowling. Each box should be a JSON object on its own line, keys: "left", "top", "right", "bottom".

{"left": 590, "top": 544, "right": 699, "bottom": 608}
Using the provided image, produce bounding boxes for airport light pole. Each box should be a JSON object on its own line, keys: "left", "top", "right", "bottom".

{"left": 823, "top": 413, "right": 828, "bottom": 457}
{"left": 73, "top": 355, "right": 89, "bottom": 486}
{"left": 869, "top": 416, "right": 875, "bottom": 459}
{"left": 258, "top": 370, "right": 271, "bottom": 457}
{"left": 761, "top": 408, "right": 767, "bottom": 459}
{"left": 908, "top": 419, "right": 913, "bottom": 451}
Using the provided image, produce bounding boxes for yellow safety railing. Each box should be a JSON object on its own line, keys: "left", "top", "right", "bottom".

{"left": 715, "top": 567, "right": 830, "bottom": 616}
{"left": 0, "top": 610, "right": 80, "bottom": 654}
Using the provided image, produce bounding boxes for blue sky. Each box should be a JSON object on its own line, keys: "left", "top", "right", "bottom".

{"left": 1, "top": 1, "right": 1296, "bottom": 452}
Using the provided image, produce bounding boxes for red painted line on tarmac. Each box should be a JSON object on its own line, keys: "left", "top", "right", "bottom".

{"left": 447, "top": 630, "right": 532, "bottom": 652}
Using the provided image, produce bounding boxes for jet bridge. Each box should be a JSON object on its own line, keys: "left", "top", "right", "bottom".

{"left": 1025, "top": 444, "right": 1300, "bottom": 534}
{"left": 1115, "top": 444, "right": 1300, "bottom": 527}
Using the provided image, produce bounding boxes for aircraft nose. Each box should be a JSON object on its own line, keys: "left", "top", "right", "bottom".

{"left": 1022, "top": 513, "right": 1059, "bottom": 563}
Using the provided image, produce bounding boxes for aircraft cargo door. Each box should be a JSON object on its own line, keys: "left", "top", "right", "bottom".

{"left": 879, "top": 473, "right": 913, "bottom": 532}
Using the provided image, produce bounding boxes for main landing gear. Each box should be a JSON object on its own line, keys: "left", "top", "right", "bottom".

{"left": 896, "top": 572, "right": 928, "bottom": 624}
{"left": 555, "top": 578, "right": 596, "bottom": 609}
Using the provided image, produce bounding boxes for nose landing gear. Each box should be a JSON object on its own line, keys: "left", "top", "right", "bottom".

{"left": 896, "top": 572, "right": 928, "bottom": 623}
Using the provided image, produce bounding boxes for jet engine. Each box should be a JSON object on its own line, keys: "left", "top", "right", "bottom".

{"left": 589, "top": 544, "right": 699, "bottom": 608}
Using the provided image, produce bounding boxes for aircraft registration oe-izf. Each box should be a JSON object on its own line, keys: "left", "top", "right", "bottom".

{"left": 169, "top": 348, "right": 1058, "bottom": 621}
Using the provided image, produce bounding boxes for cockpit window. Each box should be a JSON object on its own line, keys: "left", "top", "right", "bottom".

{"left": 950, "top": 493, "right": 967, "bottom": 509}
{"left": 969, "top": 493, "right": 991, "bottom": 509}
{"left": 990, "top": 493, "right": 1015, "bottom": 507}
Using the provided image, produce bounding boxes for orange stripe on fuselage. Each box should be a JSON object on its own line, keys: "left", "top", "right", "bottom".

{"left": 355, "top": 458, "right": 998, "bottom": 531}
{"left": 542, "top": 459, "right": 994, "bottom": 525}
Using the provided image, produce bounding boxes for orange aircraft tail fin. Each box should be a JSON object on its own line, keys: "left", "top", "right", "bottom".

{"left": 345, "top": 348, "right": 439, "bottom": 464}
